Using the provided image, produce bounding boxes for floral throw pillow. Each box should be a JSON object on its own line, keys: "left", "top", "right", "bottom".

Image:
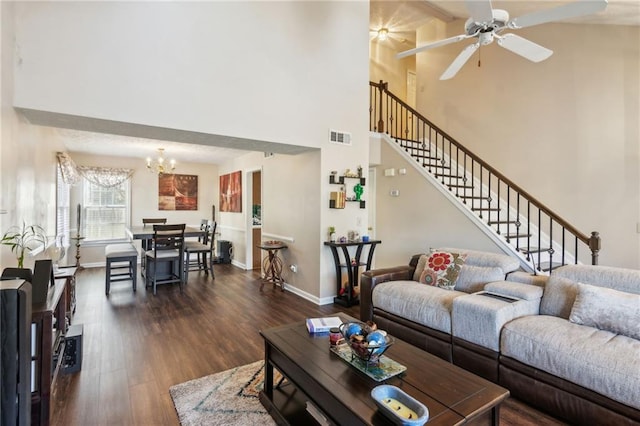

{"left": 419, "top": 251, "right": 466, "bottom": 290}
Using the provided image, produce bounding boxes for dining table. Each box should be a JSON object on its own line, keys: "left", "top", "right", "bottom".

{"left": 126, "top": 225, "right": 207, "bottom": 241}
{"left": 126, "top": 225, "right": 208, "bottom": 281}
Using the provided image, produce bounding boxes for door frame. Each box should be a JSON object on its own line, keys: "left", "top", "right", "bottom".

{"left": 244, "top": 167, "right": 262, "bottom": 270}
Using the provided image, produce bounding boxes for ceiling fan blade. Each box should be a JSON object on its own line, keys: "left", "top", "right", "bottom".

{"left": 497, "top": 34, "right": 553, "bottom": 62}
{"left": 396, "top": 34, "right": 469, "bottom": 59}
{"left": 440, "top": 43, "right": 480, "bottom": 80}
{"left": 508, "top": 0, "right": 608, "bottom": 29}
{"left": 465, "top": 0, "right": 494, "bottom": 24}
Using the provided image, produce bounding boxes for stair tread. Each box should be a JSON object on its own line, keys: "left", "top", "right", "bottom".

{"left": 539, "top": 261, "right": 567, "bottom": 272}
{"left": 447, "top": 184, "right": 474, "bottom": 189}
{"left": 435, "top": 173, "right": 463, "bottom": 178}
{"left": 519, "top": 247, "right": 552, "bottom": 254}
{"left": 488, "top": 220, "right": 516, "bottom": 224}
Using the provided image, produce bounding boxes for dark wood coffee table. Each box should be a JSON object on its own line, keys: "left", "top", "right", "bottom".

{"left": 259, "top": 315, "right": 509, "bottom": 425}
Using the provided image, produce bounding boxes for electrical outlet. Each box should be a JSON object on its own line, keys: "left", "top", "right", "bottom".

{"left": 290, "top": 264, "right": 297, "bottom": 273}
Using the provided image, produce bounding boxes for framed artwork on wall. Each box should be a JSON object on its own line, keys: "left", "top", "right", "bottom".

{"left": 219, "top": 171, "right": 242, "bottom": 212}
{"left": 159, "top": 174, "right": 198, "bottom": 211}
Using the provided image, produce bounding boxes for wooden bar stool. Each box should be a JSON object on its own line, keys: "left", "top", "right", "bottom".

{"left": 105, "top": 243, "right": 138, "bottom": 295}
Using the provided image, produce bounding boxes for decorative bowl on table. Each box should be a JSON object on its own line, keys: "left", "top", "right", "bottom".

{"left": 338, "top": 321, "right": 394, "bottom": 366}
{"left": 371, "top": 384, "right": 429, "bottom": 425}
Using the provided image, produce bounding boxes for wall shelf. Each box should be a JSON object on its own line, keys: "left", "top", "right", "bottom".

{"left": 329, "top": 174, "right": 365, "bottom": 209}
{"left": 329, "top": 175, "right": 365, "bottom": 186}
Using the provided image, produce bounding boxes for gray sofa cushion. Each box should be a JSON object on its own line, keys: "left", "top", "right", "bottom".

{"left": 453, "top": 293, "right": 540, "bottom": 351}
{"left": 440, "top": 247, "right": 520, "bottom": 273}
{"left": 484, "top": 281, "right": 543, "bottom": 301}
{"left": 541, "top": 265, "right": 640, "bottom": 318}
{"left": 455, "top": 265, "right": 504, "bottom": 293}
{"left": 372, "top": 280, "right": 466, "bottom": 334}
{"left": 570, "top": 282, "right": 640, "bottom": 340}
{"left": 501, "top": 315, "right": 640, "bottom": 410}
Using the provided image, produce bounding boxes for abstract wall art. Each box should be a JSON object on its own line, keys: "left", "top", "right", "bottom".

{"left": 219, "top": 171, "right": 242, "bottom": 212}
{"left": 159, "top": 174, "right": 198, "bottom": 210}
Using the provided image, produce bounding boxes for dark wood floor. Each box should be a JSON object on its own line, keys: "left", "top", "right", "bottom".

{"left": 51, "top": 264, "right": 565, "bottom": 426}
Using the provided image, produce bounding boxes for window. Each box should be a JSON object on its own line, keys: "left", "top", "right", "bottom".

{"left": 82, "top": 179, "right": 130, "bottom": 241}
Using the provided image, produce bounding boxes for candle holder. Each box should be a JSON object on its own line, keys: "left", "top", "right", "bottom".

{"left": 70, "top": 234, "right": 85, "bottom": 269}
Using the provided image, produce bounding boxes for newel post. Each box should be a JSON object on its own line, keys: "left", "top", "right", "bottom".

{"left": 589, "top": 231, "right": 601, "bottom": 265}
{"left": 377, "top": 80, "right": 387, "bottom": 134}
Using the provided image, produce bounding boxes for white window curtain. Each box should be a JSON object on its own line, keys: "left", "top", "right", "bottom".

{"left": 77, "top": 166, "right": 134, "bottom": 188}
{"left": 56, "top": 151, "right": 134, "bottom": 188}
{"left": 56, "top": 152, "right": 81, "bottom": 185}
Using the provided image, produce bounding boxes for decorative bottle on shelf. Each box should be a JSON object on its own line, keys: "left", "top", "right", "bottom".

{"left": 329, "top": 227, "right": 336, "bottom": 242}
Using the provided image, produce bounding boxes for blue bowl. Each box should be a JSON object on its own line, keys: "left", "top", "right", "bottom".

{"left": 371, "top": 385, "right": 429, "bottom": 425}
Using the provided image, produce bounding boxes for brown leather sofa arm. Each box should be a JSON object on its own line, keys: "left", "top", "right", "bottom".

{"left": 360, "top": 264, "right": 415, "bottom": 322}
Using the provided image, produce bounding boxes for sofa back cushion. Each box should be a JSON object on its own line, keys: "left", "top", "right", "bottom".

{"left": 455, "top": 265, "right": 505, "bottom": 293}
{"left": 569, "top": 282, "right": 640, "bottom": 340}
{"left": 439, "top": 247, "right": 520, "bottom": 273}
{"left": 540, "top": 264, "right": 640, "bottom": 318}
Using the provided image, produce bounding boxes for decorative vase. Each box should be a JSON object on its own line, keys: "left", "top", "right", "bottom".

{"left": 330, "top": 232, "right": 336, "bottom": 242}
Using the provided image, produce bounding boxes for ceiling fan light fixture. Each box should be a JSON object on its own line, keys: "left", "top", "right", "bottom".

{"left": 377, "top": 28, "right": 389, "bottom": 41}
{"left": 146, "top": 148, "right": 176, "bottom": 175}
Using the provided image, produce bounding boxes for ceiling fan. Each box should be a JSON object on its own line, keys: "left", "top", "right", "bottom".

{"left": 397, "top": 0, "right": 608, "bottom": 80}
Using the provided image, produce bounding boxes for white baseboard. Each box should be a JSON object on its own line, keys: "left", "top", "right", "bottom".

{"left": 284, "top": 284, "right": 335, "bottom": 306}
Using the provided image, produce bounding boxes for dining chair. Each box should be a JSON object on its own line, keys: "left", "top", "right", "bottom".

{"left": 184, "top": 219, "right": 209, "bottom": 269}
{"left": 144, "top": 223, "right": 185, "bottom": 295}
{"left": 183, "top": 221, "right": 216, "bottom": 282}
{"left": 141, "top": 218, "right": 167, "bottom": 272}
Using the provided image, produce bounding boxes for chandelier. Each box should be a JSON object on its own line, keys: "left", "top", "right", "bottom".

{"left": 146, "top": 148, "right": 176, "bottom": 175}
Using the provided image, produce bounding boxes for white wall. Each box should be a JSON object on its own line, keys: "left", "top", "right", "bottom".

{"left": 14, "top": 1, "right": 369, "bottom": 152}
{"left": 415, "top": 20, "right": 640, "bottom": 268}
{"left": 1, "top": 2, "right": 65, "bottom": 270}
{"left": 374, "top": 140, "right": 506, "bottom": 268}
{"left": 216, "top": 150, "right": 325, "bottom": 300}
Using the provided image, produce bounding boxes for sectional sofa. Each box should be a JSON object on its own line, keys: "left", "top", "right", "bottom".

{"left": 360, "top": 250, "right": 640, "bottom": 425}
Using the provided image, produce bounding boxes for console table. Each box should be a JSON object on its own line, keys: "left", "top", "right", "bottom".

{"left": 54, "top": 266, "right": 78, "bottom": 318}
{"left": 324, "top": 240, "right": 381, "bottom": 307}
{"left": 31, "top": 275, "right": 71, "bottom": 426}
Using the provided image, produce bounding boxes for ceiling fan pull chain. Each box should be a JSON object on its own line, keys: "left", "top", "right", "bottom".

{"left": 478, "top": 45, "right": 482, "bottom": 68}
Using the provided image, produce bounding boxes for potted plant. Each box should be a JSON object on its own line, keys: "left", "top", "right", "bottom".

{"left": 1, "top": 222, "right": 48, "bottom": 268}
{"left": 328, "top": 226, "right": 336, "bottom": 242}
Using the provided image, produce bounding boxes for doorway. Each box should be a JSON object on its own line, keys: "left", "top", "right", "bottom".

{"left": 245, "top": 168, "right": 262, "bottom": 270}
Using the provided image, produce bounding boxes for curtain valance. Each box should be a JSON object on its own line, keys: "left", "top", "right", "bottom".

{"left": 56, "top": 152, "right": 134, "bottom": 187}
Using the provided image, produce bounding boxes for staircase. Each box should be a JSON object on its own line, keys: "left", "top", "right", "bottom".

{"left": 370, "top": 81, "right": 600, "bottom": 274}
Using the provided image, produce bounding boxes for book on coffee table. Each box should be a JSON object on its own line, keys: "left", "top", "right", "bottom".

{"left": 305, "top": 316, "right": 342, "bottom": 334}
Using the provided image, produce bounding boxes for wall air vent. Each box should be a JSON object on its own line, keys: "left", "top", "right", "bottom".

{"left": 329, "top": 129, "right": 352, "bottom": 146}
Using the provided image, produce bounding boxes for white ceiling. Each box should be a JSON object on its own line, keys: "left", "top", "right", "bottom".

{"left": 57, "top": 0, "right": 639, "bottom": 165}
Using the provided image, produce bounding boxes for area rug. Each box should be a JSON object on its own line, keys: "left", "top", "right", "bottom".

{"left": 170, "top": 360, "right": 278, "bottom": 426}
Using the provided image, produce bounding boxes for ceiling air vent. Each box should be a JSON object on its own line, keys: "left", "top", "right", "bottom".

{"left": 329, "top": 129, "right": 352, "bottom": 146}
